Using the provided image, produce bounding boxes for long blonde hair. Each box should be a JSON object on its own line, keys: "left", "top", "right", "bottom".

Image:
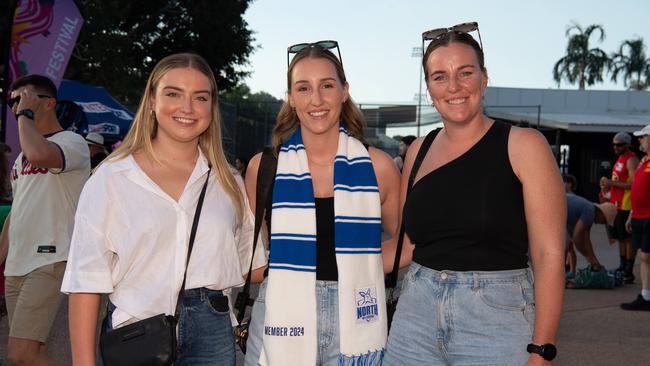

{"left": 272, "top": 46, "right": 366, "bottom": 152}
{"left": 110, "top": 53, "right": 244, "bottom": 218}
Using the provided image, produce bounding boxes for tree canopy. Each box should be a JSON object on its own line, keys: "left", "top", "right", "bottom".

{"left": 553, "top": 22, "right": 610, "bottom": 90}
{"left": 1, "top": 0, "right": 256, "bottom": 108}
{"left": 610, "top": 38, "right": 650, "bottom": 90}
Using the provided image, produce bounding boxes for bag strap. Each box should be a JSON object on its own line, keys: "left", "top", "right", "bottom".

{"left": 386, "top": 129, "right": 440, "bottom": 288}
{"left": 236, "top": 147, "right": 278, "bottom": 323}
{"left": 101, "top": 167, "right": 211, "bottom": 329}
{"left": 173, "top": 167, "right": 211, "bottom": 320}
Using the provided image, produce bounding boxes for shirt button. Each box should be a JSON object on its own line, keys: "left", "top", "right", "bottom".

{"left": 440, "top": 273, "right": 448, "bottom": 280}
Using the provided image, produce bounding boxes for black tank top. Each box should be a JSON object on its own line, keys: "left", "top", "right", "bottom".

{"left": 403, "top": 121, "right": 529, "bottom": 271}
{"left": 265, "top": 196, "right": 338, "bottom": 280}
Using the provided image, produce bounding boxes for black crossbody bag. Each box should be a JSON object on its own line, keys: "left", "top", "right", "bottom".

{"left": 386, "top": 129, "right": 438, "bottom": 329}
{"left": 234, "top": 148, "right": 277, "bottom": 353}
{"left": 99, "top": 168, "right": 211, "bottom": 366}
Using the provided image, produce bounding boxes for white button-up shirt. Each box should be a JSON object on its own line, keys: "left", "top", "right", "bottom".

{"left": 61, "top": 151, "right": 266, "bottom": 328}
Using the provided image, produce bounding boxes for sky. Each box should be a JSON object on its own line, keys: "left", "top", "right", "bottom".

{"left": 241, "top": 0, "right": 650, "bottom": 105}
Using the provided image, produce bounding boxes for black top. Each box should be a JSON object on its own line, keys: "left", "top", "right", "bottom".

{"left": 265, "top": 196, "right": 338, "bottom": 281}
{"left": 403, "top": 121, "right": 529, "bottom": 271}
{"left": 315, "top": 197, "right": 337, "bottom": 280}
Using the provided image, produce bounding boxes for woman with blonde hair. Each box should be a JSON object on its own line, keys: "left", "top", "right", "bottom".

{"left": 243, "top": 42, "right": 400, "bottom": 366}
{"left": 62, "top": 53, "right": 266, "bottom": 366}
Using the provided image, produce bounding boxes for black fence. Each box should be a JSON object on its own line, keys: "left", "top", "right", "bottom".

{"left": 220, "top": 101, "right": 442, "bottom": 164}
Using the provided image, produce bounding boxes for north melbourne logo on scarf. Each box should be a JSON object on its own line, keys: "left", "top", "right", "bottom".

{"left": 355, "top": 287, "right": 379, "bottom": 324}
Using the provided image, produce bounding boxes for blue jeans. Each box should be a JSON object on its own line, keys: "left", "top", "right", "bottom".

{"left": 384, "top": 263, "right": 535, "bottom": 366}
{"left": 244, "top": 279, "right": 341, "bottom": 366}
{"left": 100, "top": 288, "right": 234, "bottom": 366}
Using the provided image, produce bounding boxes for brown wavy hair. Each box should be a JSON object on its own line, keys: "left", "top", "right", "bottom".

{"left": 109, "top": 53, "right": 244, "bottom": 218}
{"left": 272, "top": 46, "right": 365, "bottom": 152}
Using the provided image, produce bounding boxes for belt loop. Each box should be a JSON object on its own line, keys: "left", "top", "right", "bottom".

{"left": 526, "top": 267, "right": 534, "bottom": 285}
{"left": 472, "top": 272, "right": 479, "bottom": 291}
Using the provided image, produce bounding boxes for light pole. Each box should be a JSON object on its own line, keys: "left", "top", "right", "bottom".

{"left": 412, "top": 46, "right": 423, "bottom": 137}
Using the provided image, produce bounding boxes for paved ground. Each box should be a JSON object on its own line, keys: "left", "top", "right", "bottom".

{"left": 0, "top": 224, "right": 648, "bottom": 365}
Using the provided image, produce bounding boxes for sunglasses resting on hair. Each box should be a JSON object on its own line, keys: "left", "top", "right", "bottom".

{"left": 421, "top": 21, "right": 483, "bottom": 50}
{"left": 287, "top": 40, "right": 342, "bottom": 67}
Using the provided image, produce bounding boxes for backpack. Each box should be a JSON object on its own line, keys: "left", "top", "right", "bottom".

{"left": 573, "top": 265, "right": 615, "bottom": 289}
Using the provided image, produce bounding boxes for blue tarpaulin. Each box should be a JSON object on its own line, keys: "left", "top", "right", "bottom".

{"left": 57, "top": 80, "right": 133, "bottom": 143}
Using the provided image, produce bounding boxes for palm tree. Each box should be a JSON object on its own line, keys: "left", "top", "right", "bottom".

{"left": 610, "top": 38, "right": 650, "bottom": 90}
{"left": 553, "top": 22, "right": 610, "bottom": 89}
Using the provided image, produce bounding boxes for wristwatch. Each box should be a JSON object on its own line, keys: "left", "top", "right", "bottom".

{"left": 527, "top": 343, "right": 557, "bottom": 361}
{"left": 15, "top": 109, "right": 35, "bottom": 120}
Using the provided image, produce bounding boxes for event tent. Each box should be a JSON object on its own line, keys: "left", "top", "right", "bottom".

{"left": 57, "top": 79, "right": 133, "bottom": 144}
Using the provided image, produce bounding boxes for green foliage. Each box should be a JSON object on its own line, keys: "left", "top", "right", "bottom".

{"left": 69, "top": 0, "right": 255, "bottom": 107}
{"left": 610, "top": 38, "right": 650, "bottom": 90}
{"left": 553, "top": 22, "right": 611, "bottom": 90}
{"left": 1, "top": 0, "right": 255, "bottom": 108}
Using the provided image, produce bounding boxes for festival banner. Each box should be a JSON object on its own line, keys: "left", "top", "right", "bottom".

{"left": 4, "top": 0, "right": 84, "bottom": 162}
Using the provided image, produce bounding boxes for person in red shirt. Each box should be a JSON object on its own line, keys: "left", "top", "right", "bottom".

{"left": 622, "top": 125, "right": 650, "bottom": 310}
{"left": 601, "top": 132, "right": 639, "bottom": 283}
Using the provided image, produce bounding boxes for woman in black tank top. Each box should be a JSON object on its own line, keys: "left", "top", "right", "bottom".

{"left": 383, "top": 23, "right": 565, "bottom": 366}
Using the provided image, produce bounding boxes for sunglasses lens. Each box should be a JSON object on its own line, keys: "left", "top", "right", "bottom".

{"left": 289, "top": 44, "right": 309, "bottom": 54}
{"left": 315, "top": 41, "right": 337, "bottom": 50}
{"left": 422, "top": 28, "right": 446, "bottom": 41}
{"left": 454, "top": 23, "right": 478, "bottom": 33}
{"left": 8, "top": 96, "right": 20, "bottom": 108}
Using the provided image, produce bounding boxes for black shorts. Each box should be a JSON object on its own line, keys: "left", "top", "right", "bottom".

{"left": 610, "top": 210, "right": 631, "bottom": 241}
{"left": 631, "top": 217, "right": 650, "bottom": 253}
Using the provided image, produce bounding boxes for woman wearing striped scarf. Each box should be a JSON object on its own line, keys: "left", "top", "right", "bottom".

{"left": 243, "top": 42, "right": 400, "bottom": 366}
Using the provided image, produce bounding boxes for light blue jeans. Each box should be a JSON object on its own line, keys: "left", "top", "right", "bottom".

{"left": 384, "top": 263, "right": 535, "bottom": 366}
{"left": 99, "top": 288, "right": 235, "bottom": 366}
{"left": 244, "top": 279, "right": 341, "bottom": 366}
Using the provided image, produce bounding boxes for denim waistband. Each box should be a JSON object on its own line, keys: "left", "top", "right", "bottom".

{"left": 410, "top": 262, "right": 533, "bottom": 286}
{"left": 315, "top": 280, "right": 338, "bottom": 290}
{"left": 182, "top": 287, "right": 224, "bottom": 300}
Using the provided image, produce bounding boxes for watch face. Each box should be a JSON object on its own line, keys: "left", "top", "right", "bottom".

{"left": 542, "top": 344, "right": 557, "bottom": 360}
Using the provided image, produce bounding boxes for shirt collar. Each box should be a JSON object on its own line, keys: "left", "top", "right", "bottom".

{"left": 111, "top": 147, "right": 211, "bottom": 202}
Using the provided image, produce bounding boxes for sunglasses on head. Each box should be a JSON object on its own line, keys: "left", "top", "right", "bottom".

{"left": 287, "top": 40, "right": 342, "bottom": 67}
{"left": 7, "top": 94, "right": 54, "bottom": 108}
{"left": 421, "top": 21, "right": 483, "bottom": 50}
{"left": 612, "top": 142, "right": 628, "bottom": 147}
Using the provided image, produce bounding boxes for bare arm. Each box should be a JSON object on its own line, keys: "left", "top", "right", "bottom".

{"left": 69, "top": 293, "right": 101, "bottom": 366}
{"left": 510, "top": 127, "right": 565, "bottom": 365}
{"left": 602, "top": 155, "right": 639, "bottom": 190}
{"left": 381, "top": 138, "right": 425, "bottom": 273}
{"left": 369, "top": 147, "right": 401, "bottom": 264}
{"left": 0, "top": 213, "right": 10, "bottom": 264}
{"left": 13, "top": 87, "right": 63, "bottom": 169}
{"left": 244, "top": 152, "right": 267, "bottom": 284}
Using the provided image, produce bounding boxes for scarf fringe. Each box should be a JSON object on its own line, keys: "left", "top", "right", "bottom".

{"left": 338, "top": 349, "right": 385, "bottom": 366}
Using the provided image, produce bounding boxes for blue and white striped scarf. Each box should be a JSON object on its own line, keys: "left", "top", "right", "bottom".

{"left": 258, "top": 126, "right": 386, "bottom": 366}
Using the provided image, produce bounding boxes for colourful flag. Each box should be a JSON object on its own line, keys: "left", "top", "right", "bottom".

{"left": 4, "top": 0, "right": 84, "bottom": 162}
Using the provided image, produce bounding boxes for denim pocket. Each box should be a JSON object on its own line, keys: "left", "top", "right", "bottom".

{"left": 207, "top": 295, "right": 230, "bottom": 315}
{"left": 478, "top": 281, "right": 527, "bottom": 311}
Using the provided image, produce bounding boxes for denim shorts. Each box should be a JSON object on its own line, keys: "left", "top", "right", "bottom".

{"left": 244, "top": 279, "right": 341, "bottom": 366}
{"left": 384, "top": 263, "right": 535, "bottom": 366}
{"left": 100, "top": 288, "right": 234, "bottom": 366}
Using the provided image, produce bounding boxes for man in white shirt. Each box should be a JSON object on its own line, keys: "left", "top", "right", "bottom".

{"left": 0, "top": 74, "right": 90, "bottom": 365}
